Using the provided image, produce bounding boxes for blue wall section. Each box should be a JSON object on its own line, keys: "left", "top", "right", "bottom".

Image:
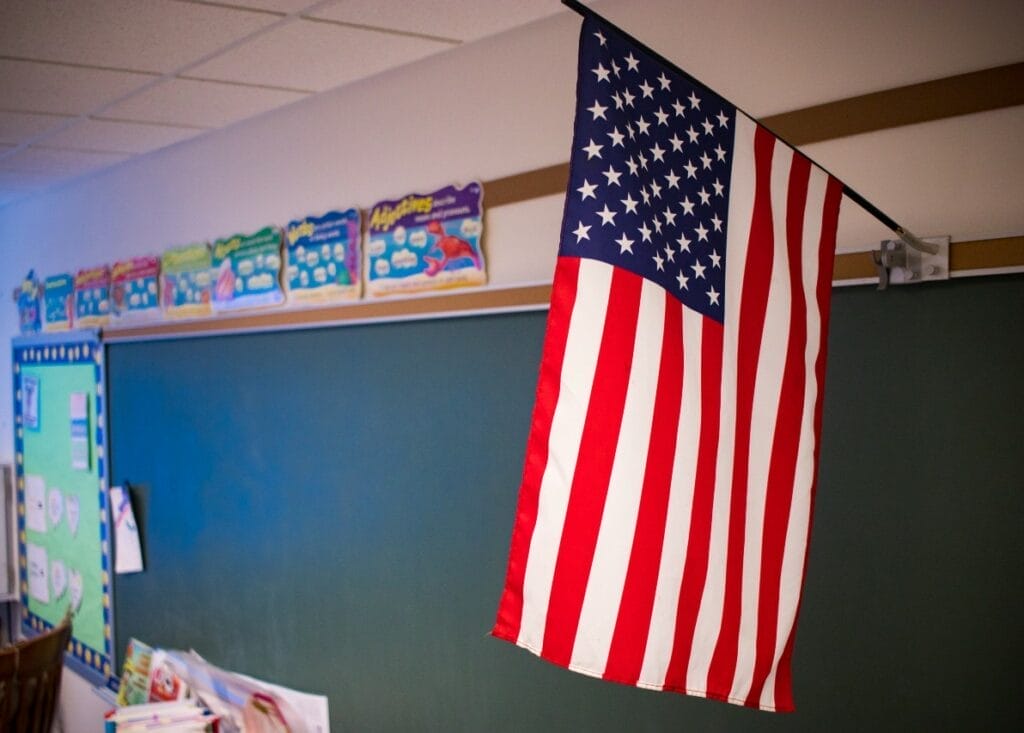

{"left": 107, "top": 277, "right": 1024, "bottom": 731}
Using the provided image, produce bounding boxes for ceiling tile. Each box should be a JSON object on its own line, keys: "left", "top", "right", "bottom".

{"left": 43, "top": 119, "right": 204, "bottom": 155}
{"left": 187, "top": 18, "right": 451, "bottom": 92}
{"left": 102, "top": 78, "right": 308, "bottom": 128}
{"left": 0, "top": 59, "right": 155, "bottom": 115}
{"left": 225, "top": 0, "right": 319, "bottom": 13}
{"left": 0, "top": 0, "right": 278, "bottom": 74}
{"left": 308, "top": 0, "right": 561, "bottom": 42}
{"left": 596, "top": 0, "right": 1024, "bottom": 115}
{"left": 0, "top": 147, "right": 131, "bottom": 177}
{"left": 0, "top": 111, "right": 75, "bottom": 145}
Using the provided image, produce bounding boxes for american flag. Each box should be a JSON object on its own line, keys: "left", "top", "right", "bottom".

{"left": 493, "top": 14, "right": 843, "bottom": 712}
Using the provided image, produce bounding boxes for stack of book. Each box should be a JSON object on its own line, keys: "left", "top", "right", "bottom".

{"left": 109, "top": 638, "right": 329, "bottom": 732}
{"left": 103, "top": 701, "right": 219, "bottom": 731}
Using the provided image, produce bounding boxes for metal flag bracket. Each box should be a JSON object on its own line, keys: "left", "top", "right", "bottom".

{"left": 872, "top": 234, "right": 950, "bottom": 290}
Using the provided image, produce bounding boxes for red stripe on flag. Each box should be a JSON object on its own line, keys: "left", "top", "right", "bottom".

{"left": 707, "top": 125, "right": 778, "bottom": 697}
{"left": 745, "top": 154, "right": 812, "bottom": 707}
{"left": 541, "top": 267, "right": 644, "bottom": 667}
{"left": 664, "top": 317, "right": 724, "bottom": 690}
{"left": 493, "top": 256, "right": 582, "bottom": 642}
{"left": 772, "top": 176, "right": 843, "bottom": 710}
{"left": 603, "top": 293, "right": 684, "bottom": 684}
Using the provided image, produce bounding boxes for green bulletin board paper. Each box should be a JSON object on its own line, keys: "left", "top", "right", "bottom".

{"left": 13, "top": 332, "right": 113, "bottom": 685}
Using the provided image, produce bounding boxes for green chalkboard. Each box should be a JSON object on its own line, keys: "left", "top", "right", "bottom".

{"left": 108, "top": 275, "right": 1024, "bottom": 731}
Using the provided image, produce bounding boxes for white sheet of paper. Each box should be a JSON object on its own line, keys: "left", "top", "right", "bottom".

{"left": 111, "top": 486, "right": 144, "bottom": 574}
{"left": 236, "top": 672, "right": 331, "bottom": 733}
{"left": 26, "top": 475, "right": 47, "bottom": 533}
{"left": 70, "top": 391, "right": 89, "bottom": 470}
{"left": 66, "top": 493, "right": 80, "bottom": 536}
{"left": 27, "top": 543, "right": 50, "bottom": 603}
{"left": 51, "top": 558, "right": 67, "bottom": 599}
{"left": 22, "top": 374, "right": 40, "bottom": 430}
{"left": 69, "top": 568, "right": 83, "bottom": 611}
{"left": 47, "top": 488, "right": 64, "bottom": 528}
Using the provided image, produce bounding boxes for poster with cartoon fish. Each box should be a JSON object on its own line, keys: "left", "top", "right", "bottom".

{"left": 364, "top": 182, "right": 486, "bottom": 297}
{"left": 211, "top": 226, "right": 285, "bottom": 311}
{"left": 73, "top": 266, "right": 111, "bottom": 327}
{"left": 285, "top": 208, "right": 361, "bottom": 303}
{"left": 111, "top": 256, "right": 161, "bottom": 320}
{"left": 161, "top": 243, "right": 213, "bottom": 318}
{"left": 43, "top": 273, "right": 74, "bottom": 331}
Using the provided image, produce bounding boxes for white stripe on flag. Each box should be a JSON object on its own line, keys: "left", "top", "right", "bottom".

{"left": 517, "top": 258, "right": 612, "bottom": 652}
{"left": 638, "top": 305, "right": 704, "bottom": 688}
{"left": 571, "top": 278, "right": 665, "bottom": 673}
{"left": 685, "top": 112, "right": 759, "bottom": 692}
{"left": 729, "top": 142, "right": 795, "bottom": 702}
{"left": 759, "top": 166, "right": 828, "bottom": 709}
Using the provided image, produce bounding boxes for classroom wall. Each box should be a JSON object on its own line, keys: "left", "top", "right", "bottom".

{"left": 0, "top": 9, "right": 582, "bottom": 730}
{"left": 1, "top": 1, "right": 1021, "bottom": 729}
{"left": 0, "top": 7, "right": 584, "bottom": 466}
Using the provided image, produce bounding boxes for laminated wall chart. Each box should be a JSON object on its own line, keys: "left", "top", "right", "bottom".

{"left": 12, "top": 330, "right": 114, "bottom": 687}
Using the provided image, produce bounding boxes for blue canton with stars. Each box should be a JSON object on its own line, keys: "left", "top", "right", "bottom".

{"left": 560, "top": 17, "right": 736, "bottom": 323}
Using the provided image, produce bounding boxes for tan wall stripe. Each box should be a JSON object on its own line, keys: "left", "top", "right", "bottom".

{"left": 762, "top": 63, "right": 1024, "bottom": 146}
{"left": 103, "top": 65, "right": 1024, "bottom": 341}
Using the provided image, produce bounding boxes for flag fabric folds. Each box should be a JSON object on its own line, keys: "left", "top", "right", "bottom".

{"left": 492, "top": 14, "right": 843, "bottom": 712}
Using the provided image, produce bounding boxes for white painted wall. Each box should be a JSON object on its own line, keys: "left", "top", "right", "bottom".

{"left": 0, "top": 9, "right": 582, "bottom": 463}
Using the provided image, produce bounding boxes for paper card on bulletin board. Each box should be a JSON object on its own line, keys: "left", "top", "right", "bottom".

{"left": 11, "top": 330, "right": 115, "bottom": 688}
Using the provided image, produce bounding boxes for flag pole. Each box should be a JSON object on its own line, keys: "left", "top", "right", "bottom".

{"left": 560, "top": 0, "right": 937, "bottom": 254}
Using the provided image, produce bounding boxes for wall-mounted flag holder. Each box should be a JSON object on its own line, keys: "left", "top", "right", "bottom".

{"left": 872, "top": 235, "right": 950, "bottom": 289}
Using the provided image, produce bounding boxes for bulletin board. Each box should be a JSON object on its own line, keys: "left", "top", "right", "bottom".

{"left": 11, "top": 330, "right": 114, "bottom": 687}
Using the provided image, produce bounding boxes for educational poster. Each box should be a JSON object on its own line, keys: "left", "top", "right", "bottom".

{"left": 12, "top": 331, "right": 114, "bottom": 687}
{"left": 211, "top": 226, "right": 285, "bottom": 311}
{"left": 43, "top": 273, "right": 75, "bottom": 331}
{"left": 161, "top": 243, "right": 213, "bottom": 319}
{"left": 74, "top": 266, "right": 112, "bottom": 327}
{"left": 16, "top": 271, "right": 42, "bottom": 335}
{"left": 111, "top": 256, "right": 161, "bottom": 320}
{"left": 285, "top": 209, "right": 361, "bottom": 303}
{"left": 364, "top": 182, "right": 486, "bottom": 297}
